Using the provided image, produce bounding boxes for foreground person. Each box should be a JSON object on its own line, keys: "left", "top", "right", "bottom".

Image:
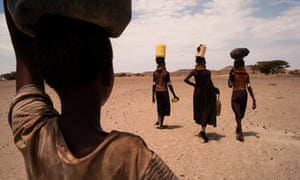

{"left": 228, "top": 48, "right": 256, "bottom": 142}
{"left": 5, "top": 0, "right": 178, "bottom": 179}
{"left": 184, "top": 44, "right": 220, "bottom": 143}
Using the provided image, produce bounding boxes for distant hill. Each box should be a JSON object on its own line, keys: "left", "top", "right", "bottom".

{"left": 117, "top": 66, "right": 299, "bottom": 77}
{"left": 170, "top": 65, "right": 257, "bottom": 76}
{"left": 139, "top": 65, "right": 253, "bottom": 76}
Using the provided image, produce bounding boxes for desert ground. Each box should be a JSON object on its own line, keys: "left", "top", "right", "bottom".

{"left": 0, "top": 74, "right": 299, "bottom": 179}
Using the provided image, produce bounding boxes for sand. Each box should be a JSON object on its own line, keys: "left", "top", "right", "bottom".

{"left": 0, "top": 74, "right": 300, "bottom": 179}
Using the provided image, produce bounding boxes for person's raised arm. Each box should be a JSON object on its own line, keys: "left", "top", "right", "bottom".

{"left": 4, "top": 0, "right": 44, "bottom": 92}
{"left": 228, "top": 68, "right": 234, "bottom": 88}
{"left": 184, "top": 71, "right": 196, "bottom": 87}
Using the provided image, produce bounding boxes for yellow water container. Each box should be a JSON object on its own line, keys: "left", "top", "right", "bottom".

{"left": 156, "top": 44, "right": 166, "bottom": 58}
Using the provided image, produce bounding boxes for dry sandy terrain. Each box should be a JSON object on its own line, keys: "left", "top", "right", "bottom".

{"left": 0, "top": 74, "right": 300, "bottom": 179}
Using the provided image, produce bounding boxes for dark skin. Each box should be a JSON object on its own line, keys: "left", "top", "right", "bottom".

{"left": 5, "top": 1, "right": 113, "bottom": 157}
{"left": 4, "top": 1, "right": 44, "bottom": 91}
{"left": 56, "top": 71, "right": 113, "bottom": 157}
{"left": 237, "top": 84, "right": 256, "bottom": 140}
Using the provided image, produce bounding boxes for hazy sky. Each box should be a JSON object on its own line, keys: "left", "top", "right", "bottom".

{"left": 1, "top": 0, "right": 300, "bottom": 74}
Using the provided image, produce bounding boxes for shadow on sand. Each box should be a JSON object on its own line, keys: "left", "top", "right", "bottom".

{"left": 206, "top": 132, "right": 226, "bottom": 141}
{"left": 156, "top": 125, "right": 183, "bottom": 130}
{"left": 195, "top": 132, "right": 226, "bottom": 141}
{"left": 243, "top": 131, "right": 260, "bottom": 138}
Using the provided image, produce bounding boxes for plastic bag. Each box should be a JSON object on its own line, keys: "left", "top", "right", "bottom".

{"left": 230, "top": 48, "right": 250, "bottom": 59}
{"left": 6, "top": 0, "right": 131, "bottom": 37}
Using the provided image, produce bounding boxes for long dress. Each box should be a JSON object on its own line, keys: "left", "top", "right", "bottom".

{"left": 184, "top": 69, "right": 217, "bottom": 127}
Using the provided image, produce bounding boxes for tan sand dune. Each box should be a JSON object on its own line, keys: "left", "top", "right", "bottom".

{"left": 0, "top": 74, "right": 299, "bottom": 179}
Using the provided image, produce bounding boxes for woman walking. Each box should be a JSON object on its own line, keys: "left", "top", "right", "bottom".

{"left": 152, "top": 44, "right": 179, "bottom": 128}
{"left": 228, "top": 48, "right": 256, "bottom": 142}
{"left": 184, "top": 44, "right": 220, "bottom": 142}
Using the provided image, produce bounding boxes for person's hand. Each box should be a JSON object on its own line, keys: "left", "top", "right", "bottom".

{"left": 252, "top": 99, "right": 256, "bottom": 109}
{"left": 171, "top": 96, "right": 179, "bottom": 103}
